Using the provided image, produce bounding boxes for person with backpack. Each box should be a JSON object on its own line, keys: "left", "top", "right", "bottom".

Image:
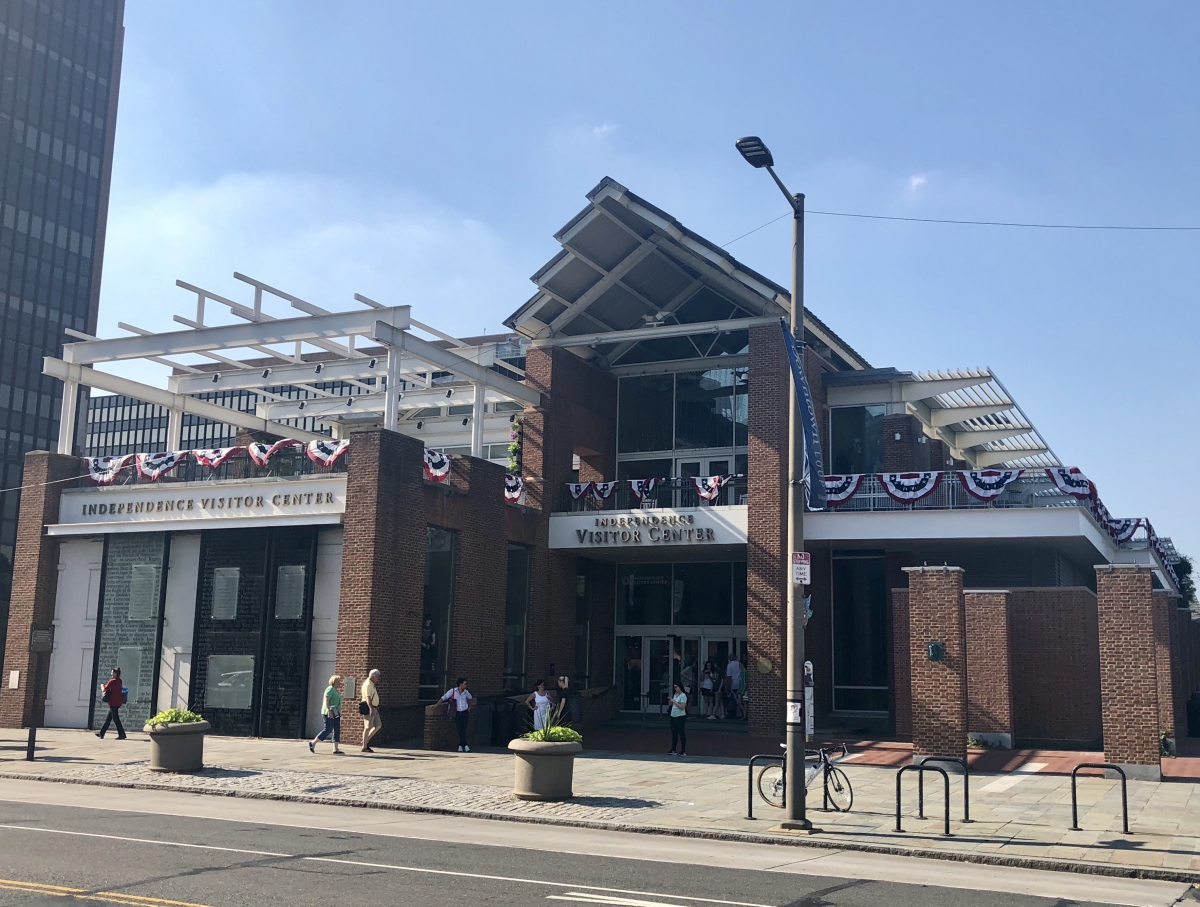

{"left": 439, "top": 678, "right": 473, "bottom": 752}
{"left": 96, "top": 667, "right": 126, "bottom": 740}
{"left": 360, "top": 668, "right": 382, "bottom": 753}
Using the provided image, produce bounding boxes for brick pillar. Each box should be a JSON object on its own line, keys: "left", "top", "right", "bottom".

{"left": 892, "top": 588, "right": 912, "bottom": 740}
{"left": 334, "top": 428, "right": 426, "bottom": 745}
{"left": 1152, "top": 590, "right": 1178, "bottom": 743}
{"left": 965, "top": 590, "right": 1014, "bottom": 748}
{"left": 882, "top": 414, "right": 918, "bottom": 471}
{"left": 1171, "top": 604, "right": 1188, "bottom": 736}
{"left": 1096, "top": 565, "right": 1161, "bottom": 780}
{"left": 0, "top": 452, "right": 81, "bottom": 728}
{"left": 746, "top": 323, "right": 787, "bottom": 737}
{"left": 903, "top": 566, "right": 967, "bottom": 763}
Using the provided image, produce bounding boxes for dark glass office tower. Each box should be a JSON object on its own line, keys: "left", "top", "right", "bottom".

{"left": 0, "top": 0, "right": 124, "bottom": 660}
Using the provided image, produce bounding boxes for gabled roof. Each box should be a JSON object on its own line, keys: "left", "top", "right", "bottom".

{"left": 505, "top": 177, "right": 869, "bottom": 371}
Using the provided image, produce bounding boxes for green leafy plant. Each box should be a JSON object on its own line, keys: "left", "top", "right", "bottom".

{"left": 521, "top": 701, "right": 582, "bottom": 744}
{"left": 146, "top": 708, "right": 204, "bottom": 727}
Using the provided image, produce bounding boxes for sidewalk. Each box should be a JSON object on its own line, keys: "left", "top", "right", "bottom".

{"left": 3, "top": 728, "right": 1200, "bottom": 882}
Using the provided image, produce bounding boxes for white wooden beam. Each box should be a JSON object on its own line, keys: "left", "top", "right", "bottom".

{"left": 530, "top": 315, "right": 780, "bottom": 349}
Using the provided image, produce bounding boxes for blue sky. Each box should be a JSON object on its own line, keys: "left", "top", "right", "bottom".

{"left": 99, "top": 2, "right": 1200, "bottom": 556}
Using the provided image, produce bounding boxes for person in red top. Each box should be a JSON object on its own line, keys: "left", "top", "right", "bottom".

{"left": 96, "top": 667, "right": 127, "bottom": 739}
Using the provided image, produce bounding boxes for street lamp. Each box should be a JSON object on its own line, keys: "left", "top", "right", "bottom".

{"left": 736, "top": 135, "right": 811, "bottom": 832}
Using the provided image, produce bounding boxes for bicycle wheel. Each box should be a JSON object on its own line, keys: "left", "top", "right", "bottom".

{"left": 824, "top": 766, "right": 853, "bottom": 812}
{"left": 756, "top": 764, "right": 785, "bottom": 808}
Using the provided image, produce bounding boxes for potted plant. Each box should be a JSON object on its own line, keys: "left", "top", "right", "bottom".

{"left": 509, "top": 707, "right": 582, "bottom": 801}
{"left": 144, "top": 709, "right": 210, "bottom": 773}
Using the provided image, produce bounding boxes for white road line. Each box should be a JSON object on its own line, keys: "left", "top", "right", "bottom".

{"left": 547, "top": 894, "right": 700, "bottom": 906}
{"left": 978, "top": 763, "right": 1048, "bottom": 794}
{"left": 0, "top": 823, "right": 291, "bottom": 857}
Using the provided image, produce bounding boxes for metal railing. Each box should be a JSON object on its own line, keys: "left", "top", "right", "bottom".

{"left": 895, "top": 765, "right": 952, "bottom": 836}
{"left": 558, "top": 475, "right": 748, "bottom": 513}
{"left": 831, "top": 472, "right": 1084, "bottom": 514}
{"left": 1070, "top": 763, "right": 1129, "bottom": 834}
{"left": 93, "top": 450, "right": 348, "bottom": 488}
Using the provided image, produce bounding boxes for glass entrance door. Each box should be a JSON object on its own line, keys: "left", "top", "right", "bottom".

{"left": 646, "top": 637, "right": 674, "bottom": 713}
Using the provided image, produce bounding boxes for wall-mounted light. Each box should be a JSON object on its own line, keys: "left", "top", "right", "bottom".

{"left": 416, "top": 421, "right": 423, "bottom": 430}
{"left": 211, "top": 374, "right": 220, "bottom": 383}
{"left": 462, "top": 417, "right": 469, "bottom": 426}
{"left": 509, "top": 414, "right": 516, "bottom": 423}
{"left": 314, "top": 363, "right": 324, "bottom": 375}
{"left": 261, "top": 368, "right": 271, "bottom": 379}
{"left": 893, "top": 432, "right": 902, "bottom": 441}
{"left": 368, "top": 358, "right": 377, "bottom": 368}
{"left": 445, "top": 389, "right": 453, "bottom": 398}
{"left": 297, "top": 401, "right": 307, "bottom": 411}
{"left": 346, "top": 397, "right": 354, "bottom": 407}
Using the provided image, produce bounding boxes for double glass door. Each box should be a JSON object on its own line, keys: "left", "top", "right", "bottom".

{"left": 640, "top": 635, "right": 734, "bottom": 712}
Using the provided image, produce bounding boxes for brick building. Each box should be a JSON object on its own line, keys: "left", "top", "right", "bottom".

{"left": 1, "top": 178, "right": 1194, "bottom": 779}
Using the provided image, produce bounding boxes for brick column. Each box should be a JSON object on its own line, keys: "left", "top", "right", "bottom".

{"left": 965, "top": 590, "right": 1014, "bottom": 748}
{"left": 891, "top": 588, "right": 912, "bottom": 740}
{"left": 1170, "top": 603, "right": 1187, "bottom": 737}
{"left": 1096, "top": 565, "right": 1160, "bottom": 780}
{"left": 903, "top": 566, "right": 967, "bottom": 763}
{"left": 1151, "top": 590, "right": 1178, "bottom": 742}
{"left": 334, "top": 428, "right": 426, "bottom": 745}
{"left": 882, "top": 414, "right": 918, "bottom": 471}
{"left": 0, "top": 452, "right": 81, "bottom": 728}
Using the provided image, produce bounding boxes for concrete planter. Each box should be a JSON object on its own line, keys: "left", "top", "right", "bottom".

{"left": 143, "top": 720, "right": 210, "bottom": 773}
{"left": 509, "top": 738, "right": 581, "bottom": 801}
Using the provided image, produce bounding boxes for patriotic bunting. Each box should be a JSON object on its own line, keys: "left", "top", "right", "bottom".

{"left": 193, "top": 447, "right": 239, "bottom": 470}
{"left": 880, "top": 472, "right": 941, "bottom": 503}
{"left": 1046, "top": 466, "right": 1092, "bottom": 499}
{"left": 136, "top": 451, "right": 189, "bottom": 482}
{"left": 423, "top": 448, "right": 451, "bottom": 483}
{"left": 567, "top": 482, "right": 593, "bottom": 500}
{"left": 692, "top": 475, "right": 725, "bottom": 502}
{"left": 823, "top": 474, "right": 865, "bottom": 507}
{"left": 591, "top": 481, "right": 619, "bottom": 501}
{"left": 248, "top": 439, "right": 301, "bottom": 467}
{"left": 503, "top": 474, "right": 525, "bottom": 504}
{"left": 958, "top": 469, "right": 1024, "bottom": 502}
{"left": 85, "top": 454, "right": 133, "bottom": 485}
{"left": 307, "top": 439, "right": 349, "bottom": 467}
{"left": 628, "top": 478, "right": 659, "bottom": 503}
{"left": 1108, "top": 518, "right": 1144, "bottom": 544}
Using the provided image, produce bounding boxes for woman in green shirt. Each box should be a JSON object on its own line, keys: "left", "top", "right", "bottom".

{"left": 309, "top": 674, "right": 344, "bottom": 754}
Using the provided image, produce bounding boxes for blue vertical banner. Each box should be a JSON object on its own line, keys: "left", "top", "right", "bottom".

{"left": 780, "top": 319, "right": 827, "bottom": 510}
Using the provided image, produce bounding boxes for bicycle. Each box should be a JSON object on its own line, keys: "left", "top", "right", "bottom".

{"left": 756, "top": 743, "right": 853, "bottom": 812}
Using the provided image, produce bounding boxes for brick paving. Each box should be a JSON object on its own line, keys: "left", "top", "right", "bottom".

{"left": 4, "top": 729, "right": 1200, "bottom": 879}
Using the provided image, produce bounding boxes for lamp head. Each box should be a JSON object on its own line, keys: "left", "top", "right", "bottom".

{"left": 736, "top": 136, "right": 774, "bottom": 168}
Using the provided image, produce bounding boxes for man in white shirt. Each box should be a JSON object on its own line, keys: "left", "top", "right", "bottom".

{"left": 440, "top": 677, "right": 474, "bottom": 752}
{"left": 725, "top": 657, "right": 744, "bottom": 719}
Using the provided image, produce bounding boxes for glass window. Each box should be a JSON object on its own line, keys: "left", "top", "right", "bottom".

{"left": 674, "top": 369, "right": 737, "bottom": 450}
{"left": 829, "top": 405, "right": 886, "bottom": 475}
{"left": 617, "top": 374, "right": 673, "bottom": 453}
{"left": 832, "top": 556, "right": 888, "bottom": 712}
{"left": 733, "top": 561, "right": 747, "bottom": 626}
{"left": 617, "top": 636, "right": 642, "bottom": 711}
{"left": 503, "top": 544, "right": 530, "bottom": 687}
{"left": 422, "top": 527, "right": 456, "bottom": 698}
{"left": 673, "top": 562, "right": 733, "bottom": 625}
{"left": 617, "top": 564, "right": 671, "bottom": 625}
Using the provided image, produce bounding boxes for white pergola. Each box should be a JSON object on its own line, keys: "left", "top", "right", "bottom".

{"left": 49, "top": 272, "right": 541, "bottom": 457}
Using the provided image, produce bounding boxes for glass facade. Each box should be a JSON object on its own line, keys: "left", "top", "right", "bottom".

{"left": 502, "top": 543, "right": 529, "bottom": 691}
{"left": 828, "top": 404, "right": 886, "bottom": 475}
{"left": 0, "top": 0, "right": 123, "bottom": 667}
{"left": 616, "top": 562, "right": 745, "bottom": 626}
{"left": 420, "top": 526, "right": 455, "bottom": 700}
{"left": 617, "top": 368, "right": 747, "bottom": 458}
{"left": 831, "top": 552, "right": 889, "bottom": 713}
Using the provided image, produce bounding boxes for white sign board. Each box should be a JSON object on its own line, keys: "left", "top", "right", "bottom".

{"left": 786, "top": 700, "right": 803, "bottom": 726}
{"left": 549, "top": 507, "right": 747, "bottom": 550}
{"left": 791, "top": 551, "right": 811, "bottom": 585}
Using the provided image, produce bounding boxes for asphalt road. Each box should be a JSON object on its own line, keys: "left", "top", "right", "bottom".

{"left": 0, "top": 796, "right": 1183, "bottom": 907}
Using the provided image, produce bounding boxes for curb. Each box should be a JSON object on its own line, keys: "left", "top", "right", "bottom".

{"left": 2, "top": 770, "right": 1198, "bottom": 885}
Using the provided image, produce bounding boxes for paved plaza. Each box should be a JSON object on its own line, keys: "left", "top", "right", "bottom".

{"left": 3, "top": 729, "right": 1200, "bottom": 881}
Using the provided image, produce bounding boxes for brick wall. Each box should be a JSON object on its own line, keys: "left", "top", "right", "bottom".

{"left": 882, "top": 414, "right": 918, "bottom": 472}
{"left": 964, "top": 590, "right": 1013, "bottom": 743}
{"left": 1009, "top": 587, "right": 1101, "bottom": 747}
{"left": 903, "top": 566, "right": 967, "bottom": 760}
{"left": 1096, "top": 565, "right": 1160, "bottom": 773}
{"left": 1152, "top": 590, "right": 1178, "bottom": 738}
{"left": 892, "top": 588, "right": 911, "bottom": 739}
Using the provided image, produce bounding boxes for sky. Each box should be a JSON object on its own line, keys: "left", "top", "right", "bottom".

{"left": 97, "top": 2, "right": 1200, "bottom": 556}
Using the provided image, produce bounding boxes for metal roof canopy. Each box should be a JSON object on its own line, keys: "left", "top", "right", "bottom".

{"left": 504, "top": 177, "right": 869, "bottom": 373}
{"left": 49, "top": 273, "right": 540, "bottom": 457}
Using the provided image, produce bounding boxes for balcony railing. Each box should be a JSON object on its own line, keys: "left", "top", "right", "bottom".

{"left": 89, "top": 450, "right": 348, "bottom": 489}
{"left": 558, "top": 475, "right": 748, "bottom": 513}
{"left": 828, "top": 472, "right": 1075, "bottom": 513}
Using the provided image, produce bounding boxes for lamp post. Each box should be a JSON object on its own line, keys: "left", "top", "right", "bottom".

{"left": 736, "top": 135, "right": 811, "bottom": 831}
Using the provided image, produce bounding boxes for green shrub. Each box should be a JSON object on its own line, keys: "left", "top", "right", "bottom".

{"left": 520, "top": 702, "right": 582, "bottom": 744}
{"left": 147, "top": 708, "right": 204, "bottom": 727}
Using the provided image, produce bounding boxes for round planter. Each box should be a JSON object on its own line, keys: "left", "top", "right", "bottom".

{"left": 509, "top": 739, "right": 582, "bottom": 801}
{"left": 143, "top": 720, "right": 210, "bottom": 773}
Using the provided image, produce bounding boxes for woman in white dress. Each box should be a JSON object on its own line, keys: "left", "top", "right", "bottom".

{"left": 525, "top": 679, "right": 552, "bottom": 731}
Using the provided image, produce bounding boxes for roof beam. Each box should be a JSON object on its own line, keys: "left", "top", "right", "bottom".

{"left": 531, "top": 315, "right": 779, "bottom": 349}
{"left": 256, "top": 384, "right": 524, "bottom": 422}
{"left": 951, "top": 427, "right": 1033, "bottom": 449}
{"left": 929, "top": 403, "right": 1014, "bottom": 427}
{"left": 543, "top": 241, "right": 656, "bottom": 336}
{"left": 901, "top": 375, "right": 993, "bottom": 401}
{"left": 973, "top": 448, "right": 1050, "bottom": 468}
{"left": 44, "top": 358, "right": 325, "bottom": 442}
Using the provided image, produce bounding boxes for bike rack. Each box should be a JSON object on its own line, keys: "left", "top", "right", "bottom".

{"left": 746, "top": 753, "right": 784, "bottom": 820}
{"left": 1070, "top": 763, "right": 1129, "bottom": 834}
{"left": 895, "top": 765, "right": 952, "bottom": 836}
{"left": 917, "top": 756, "right": 970, "bottom": 822}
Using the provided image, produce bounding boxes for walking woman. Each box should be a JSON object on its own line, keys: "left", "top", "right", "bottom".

{"left": 309, "top": 674, "right": 344, "bottom": 754}
{"left": 526, "top": 679, "right": 552, "bottom": 731}
{"left": 667, "top": 682, "right": 688, "bottom": 756}
{"left": 439, "top": 678, "right": 473, "bottom": 752}
{"left": 95, "top": 667, "right": 126, "bottom": 739}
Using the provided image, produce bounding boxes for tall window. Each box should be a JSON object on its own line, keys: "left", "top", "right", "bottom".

{"left": 617, "top": 369, "right": 748, "bottom": 456}
{"left": 829, "top": 405, "right": 885, "bottom": 475}
{"left": 616, "top": 562, "right": 746, "bottom": 626}
{"left": 831, "top": 553, "right": 888, "bottom": 713}
{"left": 421, "top": 527, "right": 456, "bottom": 700}
{"left": 503, "top": 544, "right": 530, "bottom": 691}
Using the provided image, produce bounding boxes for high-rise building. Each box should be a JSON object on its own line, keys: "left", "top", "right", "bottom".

{"left": 0, "top": 0, "right": 125, "bottom": 659}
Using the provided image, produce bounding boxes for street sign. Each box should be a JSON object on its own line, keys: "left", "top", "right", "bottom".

{"left": 786, "top": 699, "right": 803, "bottom": 726}
{"left": 791, "top": 551, "right": 811, "bottom": 585}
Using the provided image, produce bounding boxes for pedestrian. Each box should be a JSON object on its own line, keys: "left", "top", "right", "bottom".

{"left": 667, "top": 682, "right": 688, "bottom": 756}
{"left": 526, "top": 679, "right": 552, "bottom": 731}
{"left": 737, "top": 658, "right": 748, "bottom": 720}
{"left": 701, "top": 661, "right": 717, "bottom": 719}
{"left": 95, "top": 667, "right": 126, "bottom": 739}
{"left": 725, "top": 656, "right": 744, "bottom": 719}
{"left": 309, "top": 674, "right": 344, "bottom": 754}
{"left": 360, "top": 668, "right": 382, "bottom": 753}
{"left": 439, "top": 677, "right": 473, "bottom": 752}
{"left": 555, "top": 675, "right": 571, "bottom": 721}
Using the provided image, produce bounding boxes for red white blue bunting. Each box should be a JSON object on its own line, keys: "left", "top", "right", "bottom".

{"left": 591, "top": 481, "right": 619, "bottom": 501}
{"left": 692, "top": 476, "right": 725, "bottom": 502}
{"left": 85, "top": 454, "right": 133, "bottom": 485}
{"left": 880, "top": 472, "right": 941, "bottom": 503}
{"left": 628, "top": 478, "right": 659, "bottom": 503}
{"left": 248, "top": 439, "right": 301, "bottom": 467}
{"left": 1108, "top": 518, "right": 1144, "bottom": 544}
{"left": 1046, "top": 466, "right": 1092, "bottom": 499}
{"left": 504, "top": 474, "right": 525, "bottom": 504}
{"left": 307, "top": 439, "right": 349, "bottom": 467}
{"left": 423, "top": 448, "right": 451, "bottom": 483}
{"left": 193, "top": 447, "right": 239, "bottom": 469}
{"left": 958, "top": 469, "right": 1024, "bottom": 502}
{"left": 566, "top": 482, "right": 592, "bottom": 500}
{"left": 136, "top": 451, "right": 188, "bottom": 482}
{"left": 823, "top": 474, "right": 864, "bottom": 507}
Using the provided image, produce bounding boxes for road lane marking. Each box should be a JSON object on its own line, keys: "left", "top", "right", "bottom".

{"left": 978, "top": 763, "right": 1048, "bottom": 794}
{"left": 0, "top": 823, "right": 291, "bottom": 857}
{"left": 548, "top": 894, "right": 699, "bottom": 906}
{"left": 0, "top": 877, "right": 218, "bottom": 907}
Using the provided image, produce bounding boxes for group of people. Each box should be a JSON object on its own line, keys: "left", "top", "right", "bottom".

{"left": 698, "top": 656, "right": 746, "bottom": 720}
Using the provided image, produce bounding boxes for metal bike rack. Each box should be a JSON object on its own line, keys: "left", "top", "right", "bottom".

{"left": 917, "top": 756, "right": 970, "bottom": 822}
{"left": 1070, "top": 763, "right": 1129, "bottom": 834}
{"left": 895, "top": 765, "right": 952, "bottom": 836}
{"left": 746, "top": 753, "right": 785, "bottom": 820}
